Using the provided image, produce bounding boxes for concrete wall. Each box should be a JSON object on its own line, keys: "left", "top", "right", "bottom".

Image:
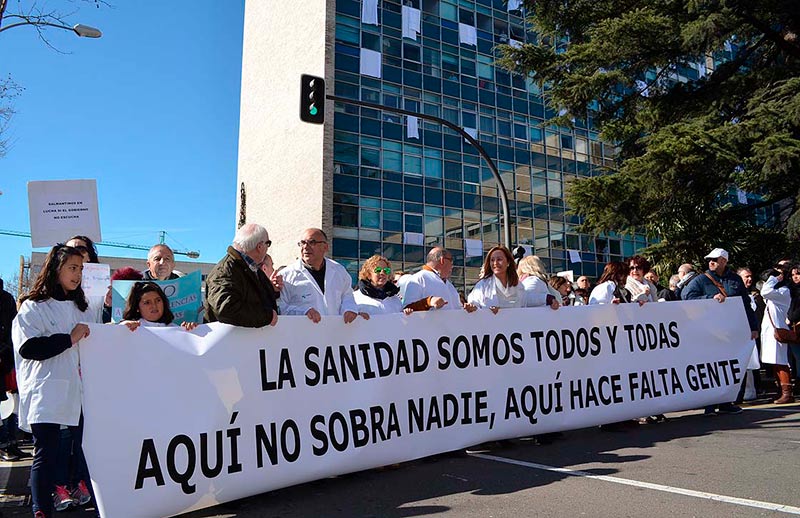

{"left": 237, "top": 0, "right": 336, "bottom": 268}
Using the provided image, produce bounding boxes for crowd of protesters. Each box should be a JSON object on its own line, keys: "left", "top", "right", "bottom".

{"left": 2, "top": 225, "right": 799, "bottom": 518}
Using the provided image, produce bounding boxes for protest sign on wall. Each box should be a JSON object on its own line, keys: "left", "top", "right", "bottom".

{"left": 27, "top": 179, "right": 101, "bottom": 248}
{"left": 110, "top": 270, "right": 203, "bottom": 324}
{"left": 80, "top": 299, "right": 753, "bottom": 518}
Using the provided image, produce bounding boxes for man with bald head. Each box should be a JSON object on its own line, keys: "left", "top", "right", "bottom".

{"left": 143, "top": 244, "right": 179, "bottom": 280}
{"left": 280, "top": 228, "right": 360, "bottom": 323}
{"left": 401, "top": 246, "right": 476, "bottom": 312}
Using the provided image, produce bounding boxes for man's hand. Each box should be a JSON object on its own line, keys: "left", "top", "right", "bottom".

{"left": 751, "top": 330, "right": 759, "bottom": 340}
{"left": 549, "top": 298, "right": 560, "bottom": 310}
{"left": 358, "top": 312, "right": 370, "bottom": 320}
{"left": 305, "top": 308, "right": 321, "bottom": 323}
{"left": 713, "top": 293, "right": 726, "bottom": 303}
{"left": 343, "top": 310, "right": 358, "bottom": 324}
{"left": 270, "top": 272, "right": 284, "bottom": 292}
{"left": 463, "top": 303, "right": 477, "bottom": 313}
{"left": 270, "top": 310, "right": 279, "bottom": 326}
{"left": 489, "top": 306, "right": 499, "bottom": 314}
{"left": 430, "top": 296, "right": 447, "bottom": 309}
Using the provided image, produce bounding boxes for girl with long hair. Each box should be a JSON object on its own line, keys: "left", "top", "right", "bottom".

{"left": 12, "top": 245, "right": 102, "bottom": 518}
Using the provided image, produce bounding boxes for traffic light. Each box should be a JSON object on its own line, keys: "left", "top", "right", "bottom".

{"left": 300, "top": 74, "right": 325, "bottom": 124}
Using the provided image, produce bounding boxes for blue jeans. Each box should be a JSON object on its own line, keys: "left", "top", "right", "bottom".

{"left": 30, "top": 419, "right": 83, "bottom": 516}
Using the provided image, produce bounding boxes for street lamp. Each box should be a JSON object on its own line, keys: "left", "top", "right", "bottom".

{"left": 71, "top": 24, "right": 102, "bottom": 38}
{"left": 0, "top": 21, "right": 102, "bottom": 37}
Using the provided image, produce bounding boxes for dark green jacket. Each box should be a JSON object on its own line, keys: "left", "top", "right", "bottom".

{"left": 205, "top": 246, "right": 277, "bottom": 328}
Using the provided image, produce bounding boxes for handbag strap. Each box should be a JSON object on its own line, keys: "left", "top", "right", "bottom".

{"left": 704, "top": 272, "right": 728, "bottom": 297}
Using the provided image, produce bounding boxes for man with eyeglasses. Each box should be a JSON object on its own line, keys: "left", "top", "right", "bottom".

{"left": 401, "top": 247, "right": 477, "bottom": 313}
{"left": 675, "top": 263, "right": 698, "bottom": 299}
{"left": 682, "top": 247, "right": 759, "bottom": 415}
{"left": 205, "top": 223, "right": 279, "bottom": 328}
{"left": 279, "top": 228, "right": 360, "bottom": 323}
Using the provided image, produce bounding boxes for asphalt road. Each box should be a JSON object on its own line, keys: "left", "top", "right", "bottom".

{"left": 2, "top": 403, "right": 799, "bottom": 518}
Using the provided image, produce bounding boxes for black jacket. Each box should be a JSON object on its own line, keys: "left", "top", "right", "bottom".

{"left": 204, "top": 247, "right": 278, "bottom": 328}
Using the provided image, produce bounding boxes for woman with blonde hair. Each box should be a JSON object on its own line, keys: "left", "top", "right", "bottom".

{"left": 468, "top": 246, "right": 523, "bottom": 312}
{"left": 517, "top": 255, "right": 559, "bottom": 310}
{"left": 353, "top": 255, "right": 406, "bottom": 315}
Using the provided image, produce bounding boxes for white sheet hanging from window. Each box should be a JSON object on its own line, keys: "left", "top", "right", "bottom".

{"left": 402, "top": 5, "right": 421, "bottom": 40}
{"left": 360, "top": 48, "right": 382, "bottom": 78}
{"left": 463, "top": 127, "right": 477, "bottom": 142}
{"left": 361, "top": 0, "right": 379, "bottom": 25}
{"left": 507, "top": 0, "right": 523, "bottom": 11}
{"left": 465, "top": 238, "right": 484, "bottom": 258}
{"left": 458, "top": 23, "right": 477, "bottom": 46}
{"left": 403, "top": 232, "right": 424, "bottom": 246}
{"left": 406, "top": 115, "right": 420, "bottom": 139}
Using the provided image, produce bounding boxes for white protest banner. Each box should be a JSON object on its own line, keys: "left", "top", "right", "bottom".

{"left": 80, "top": 299, "right": 752, "bottom": 518}
{"left": 28, "top": 179, "right": 101, "bottom": 248}
{"left": 81, "top": 263, "right": 111, "bottom": 299}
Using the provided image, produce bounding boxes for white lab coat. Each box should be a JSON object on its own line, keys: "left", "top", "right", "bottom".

{"left": 589, "top": 281, "right": 619, "bottom": 305}
{"left": 400, "top": 268, "right": 462, "bottom": 310}
{"left": 760, "top": 275, "right": 791, "bottom": 365}
{"left": 467, "top": 276, "right": 524, "bottom": 309}
{"left": 520, "top": 275, "right": 560, "bottom": 307}
{"left": 280, "top": 258, "right": 358, "bottom": 316}
{"left": 12, "top": 298, "right": 101, "bottom": 431}
{"left": 353, "top": 289, "right": 404, "bottom": 315}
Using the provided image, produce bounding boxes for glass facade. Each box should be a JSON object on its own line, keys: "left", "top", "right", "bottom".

{"left": 331, "top": 0, "right": 651, "bottom": 291}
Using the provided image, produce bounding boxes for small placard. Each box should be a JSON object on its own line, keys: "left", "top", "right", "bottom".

{"left": 28, "top": 179, "right": 101, "bottom": 248}
{"left": 82, "top": 263, "right": 111, "bottom": 298}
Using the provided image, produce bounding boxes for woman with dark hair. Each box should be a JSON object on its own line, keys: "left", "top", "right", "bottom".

{"left": 468, "top": 246, "right": 523, "bottom": 312}
{"left": 548, "top": 276, "right": 572, "bottom": 306}
{"left": 625, "top": 255, "right": 658, "bottom": 303}
{"left": 589, "top": 262, "right": 631, "bottom": 305}
{"left": 760, "top": 262, "right": 794, "bottom": 404}
{"left": 120, "top": 282, "right": 197, "bottom": 331}
{"left": 12, "top": 245, "right": 102, "bottom": 517}
{"left": 64, "top": 236, "right": 99, "bottom": 264}
{"left": 352, "top": 255, "right": 404, "bottom": 315}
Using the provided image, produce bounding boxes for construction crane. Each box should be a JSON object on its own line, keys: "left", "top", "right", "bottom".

{"left": 0, "top": 229, "right": 200, "bottom": 258}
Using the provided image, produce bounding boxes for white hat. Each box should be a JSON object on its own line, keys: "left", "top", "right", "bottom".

{"left": 704, "top": 248, "right": 729, "bottom": 260}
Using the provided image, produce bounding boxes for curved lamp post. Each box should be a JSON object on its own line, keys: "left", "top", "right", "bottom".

{"left": 0, "top": 21, "right": 102, "bottom": 37}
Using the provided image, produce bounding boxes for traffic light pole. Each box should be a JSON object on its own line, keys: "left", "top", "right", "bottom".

{"left": 327, "top": 94, "right": 513, "bottom": 251}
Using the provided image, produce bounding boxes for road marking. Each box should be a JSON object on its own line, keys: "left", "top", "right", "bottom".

{"left": 472, "top": 454, "right": 800, "bottom": 515}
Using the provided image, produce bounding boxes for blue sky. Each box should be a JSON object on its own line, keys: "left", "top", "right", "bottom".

{"left": 1, "top": 1, "right": 245, "bottom": 287}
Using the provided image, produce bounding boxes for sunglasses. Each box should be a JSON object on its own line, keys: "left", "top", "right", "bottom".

{"left": 629, "top": 265, "right": 642, "bottom": 271}
{"left": 373, "top": 267, "right": 392, "bottom": 275}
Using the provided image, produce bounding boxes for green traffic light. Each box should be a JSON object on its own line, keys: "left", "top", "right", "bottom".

{"left": 310, "top": 106, "right": 318, "bottom": 116}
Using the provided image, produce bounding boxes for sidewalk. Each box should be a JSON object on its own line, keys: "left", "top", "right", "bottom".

{"left": 0, "top": 443, "right": 96, "bottom": 518}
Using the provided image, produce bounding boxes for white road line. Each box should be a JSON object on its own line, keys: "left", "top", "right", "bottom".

{"left": 472, "top": 453, "right": 800, "bottom": 515}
